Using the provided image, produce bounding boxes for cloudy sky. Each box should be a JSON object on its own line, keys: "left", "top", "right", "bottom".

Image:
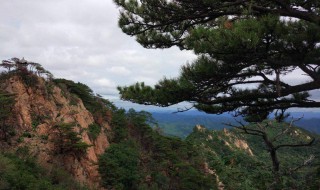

{"left": 0, "top": 0, "right": 195, "bottom": 102}
{"left": 0, "top": 0, "right": 319, "bottom": 112}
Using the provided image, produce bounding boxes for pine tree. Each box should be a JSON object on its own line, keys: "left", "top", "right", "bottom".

{"left": 0, "top": 90, "right": 15, "bottom": 141}
{"left": 115, "top": 0, "right": 320, "bottom": 120}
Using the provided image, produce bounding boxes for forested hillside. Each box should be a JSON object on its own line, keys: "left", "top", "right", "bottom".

{"left": 187, "top": 124, "right": 320, "bottom": 189}
{"left": 0, "top": 60, "right": 216, "bottom": 189}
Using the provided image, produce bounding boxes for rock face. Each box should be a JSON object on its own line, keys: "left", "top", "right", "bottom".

{"left": 223, "top": 128, "right": 254, "bottom": 156}
{"left": 1, "top": 76, "right": 110, "bottom": 189}
{"left": 203, "top": 162, "right": 225, "bottom": 190}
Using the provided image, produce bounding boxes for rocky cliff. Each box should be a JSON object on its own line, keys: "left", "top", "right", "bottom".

{"left": 0, "top": 75, "right": 110, "bottom": 189}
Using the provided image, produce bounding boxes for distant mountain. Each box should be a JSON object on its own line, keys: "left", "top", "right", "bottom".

{"left": 152, "top": 111, "right": 320, "bottom": 137}
{"left": 293, "top": 118, "right": 320, "bottom": 133}
{"left": 288, "top": 112, "right": 320, "bottom": 119}
{"left": 151, "top": 112, "right": 239, "bottom": 138}
{"left": 284, "top": 112, "right": 320, "bottom": 133}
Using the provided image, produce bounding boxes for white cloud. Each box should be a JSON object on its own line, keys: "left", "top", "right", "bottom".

{"left": 94, "top": 78, "right": 116, "bottom": 88}
{"left": 91, "top": 78, "right": 118, "bottom": 95}
{"left": 109, "top": 66, "right": 131, "bottom": 76}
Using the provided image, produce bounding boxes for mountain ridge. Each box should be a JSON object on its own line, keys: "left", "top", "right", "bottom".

{"left": 150, "top": 111, "right": 320, "bottom": 138}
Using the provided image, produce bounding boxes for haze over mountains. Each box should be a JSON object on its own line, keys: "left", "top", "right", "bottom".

{"left": 148, "top": 110, "right": 320, "bottom": 138}
{"left": 112, "top": 99, "right": 320, "bottom": 137}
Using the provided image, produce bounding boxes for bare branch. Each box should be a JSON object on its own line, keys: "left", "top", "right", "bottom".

{"left": 272, "top": 116, "right": 304, "bottom": 142}
{"left": 172, "top": 105, "right": 195, "bottom": 113}
{"left": 223, "top": 122, "right": 265, "bottom": 137}
{"left": 275, "top": 138, "right": 315, "bottom": 150}
{"left": 288, "top": 154, "right": 315, "bottom": 174}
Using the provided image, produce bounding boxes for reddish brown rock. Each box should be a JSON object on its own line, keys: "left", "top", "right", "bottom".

{"left": 1, "top": 76, "right": 110, "bottom": 189}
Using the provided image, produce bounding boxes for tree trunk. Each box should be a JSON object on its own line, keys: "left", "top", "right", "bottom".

{"left": 263, "top": 135, "right": 281, "bottom": 187}
{"left": 270, "top": 149, "right": 280, "bottom": 185}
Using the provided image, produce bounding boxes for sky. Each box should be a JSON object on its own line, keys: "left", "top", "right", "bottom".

{"left": 0, "top": 0, "right": 319, "bottom": 112}
{"left": 0, "top": 0, "right": 195, "bottom": 101}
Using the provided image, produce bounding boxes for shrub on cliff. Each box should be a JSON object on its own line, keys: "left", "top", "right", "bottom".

{"left": 52, "top": 122, "right": 91, "bottom": 156}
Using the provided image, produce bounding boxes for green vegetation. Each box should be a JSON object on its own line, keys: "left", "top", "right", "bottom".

{"left": 99, "top": 109, "right": 216, "bottom": 190}
{"left": 0, "top": 58, "right": 54, "bottom": 89}
{"left": 0, "top": 58, "right": 53, "bottom": 80}
{"left": 0, "top": 152, "right": 88, "bottom": 190}
{"left": 20, "top": 73, "right": 40, "bottom": 87}
{"left": 187, "top": 123, "right": 320, "bottom": 189}
{"left": 88, "top": 123, "right": 101, "bottom": 141}
{"left": 52, "top": 122, "right": 91, "bottom": 155}
{"left": 0, "top": 90, "right": 16, "bottom": 141}
{"left": 110, "top": 108, "right": 129, "bottom": 143}
{"left": 53, "top": 79, "right": 115, "bottom": 114}
{"left": 99, "top": 140, "right": 139, "bottom": 189}
{"left": 31, "top": 114, "right": 52, "bottom": 131}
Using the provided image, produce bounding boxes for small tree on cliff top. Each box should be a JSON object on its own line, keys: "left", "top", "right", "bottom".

{"left": 0, "top": 58, "right": 53, "bottom": 80}
{"left": 115, "top": 0, "right": 320, "bottom": 121}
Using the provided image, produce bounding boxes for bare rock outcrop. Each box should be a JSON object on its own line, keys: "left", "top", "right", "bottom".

{"left": 223, "top": 128, "right": 254, "bottom": 156}
{"left": 2, "top": 76, "right": 110, "bottom": 189}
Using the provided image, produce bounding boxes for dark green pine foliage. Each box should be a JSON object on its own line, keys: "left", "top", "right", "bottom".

{"left": 99, "top": 108, "right": 217, "bottom": 190}
{"left": 53, "top": 79, "right": 115, "bottom": 115}
{"left": 115, "top": 0, "right": 320, "bottom": 121}
{"left": 52, "top": 123, "right": 91, "bottom": 156}
{"left": 0, "top": 90, "right": 16, "bottom": 141}
{"left": 0, "top": 58, "right": 53, "bottom": 86}
{"left": 88, "top": 123, "right": 101, "bottom": 141}
{"left": 98, "top": 140, "right": 140, "bottom": 190}
{"left": 110, "top": 108, "right": 129, "bottom": 143}
{"left": 0, "top": 151, "right": 89, "bottom": 190}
